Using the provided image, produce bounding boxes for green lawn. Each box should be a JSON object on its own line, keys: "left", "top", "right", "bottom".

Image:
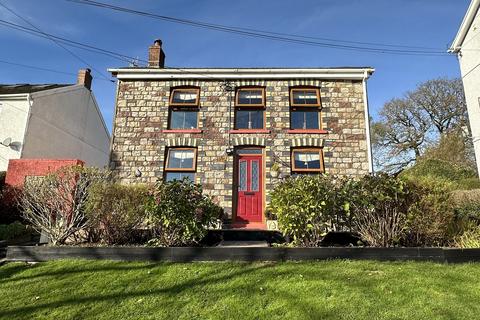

{"left": 1, "top": 260, "right": 480, "bottom": 320}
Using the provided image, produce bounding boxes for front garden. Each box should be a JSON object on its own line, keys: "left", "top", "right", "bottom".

{"left": 1, "top": 157, "right": 480, "bottom": 250}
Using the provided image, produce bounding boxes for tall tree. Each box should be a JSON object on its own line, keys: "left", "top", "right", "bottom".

{"left": 409, "top": 78, "right": 468, "bottom": 133}
{"left": 372, "top": 78, "right": 469, "bottom": 172}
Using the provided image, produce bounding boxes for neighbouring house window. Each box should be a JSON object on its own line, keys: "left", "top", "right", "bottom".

{"left": 289, "top": 88, "right": 321, "bottom": 129}
{"left": 235, "top": 87, "right": 265, "bottom": 129}
{"left": 291, "top": 148, "right": 324, "bottom": 173}
{"left": 164, "top": 148, "right": 197, "bottom": 182}
{"left": 168, "top": 87, "right": 200, "bottom": 129}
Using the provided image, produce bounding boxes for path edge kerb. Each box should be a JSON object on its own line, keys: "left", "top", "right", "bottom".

{"left": 6, "top": 246, "right": 480, "bottom": 263}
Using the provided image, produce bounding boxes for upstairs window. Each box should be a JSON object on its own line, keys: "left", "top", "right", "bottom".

{"left": 169, "top": 88, "right": 200, "bottom": 106}
{"left": 235, "top": 87, "right": 265, "bottom": 130}
{"left": 168, "top": 87, "right": 200, "bottom": 129}
{"left": 290, "top": 87, "right": 321, "bottom": 130}
{"left": 290, "top": 88, "right": 321, "bottom": 106}
{"left": 236, "top": 87, "right": 265, "bottom": 107}
{"left": 164, "top": 148, "right": 197, "bottom": 182}
{"left": 291, "top": 110, "right": 320, "bottom": 129}
{"left": 169, "top": 109, "right": 198, "bottom": 129}
{"left": 291, "top": 148, "right": 324, "bottom": 173}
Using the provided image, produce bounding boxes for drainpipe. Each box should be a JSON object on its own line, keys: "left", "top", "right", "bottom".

{"left": 108, "top": 80, "right": 120, "bottom": 169}
{"left": 362, "top": 70, "right": 374, "bottom": 174}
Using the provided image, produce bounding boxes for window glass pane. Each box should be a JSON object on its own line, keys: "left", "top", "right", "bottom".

{"left": 167, "top": 149, "right": 195, "bottom": 169}
{"left": 239, "top": 161, "right": 247, "bottom": 191}
{"left": 170, "top": 110, "right": 198, "bottom": 129}
{"left": 236, "top": 149, "right": 262, "bottom": 155}
{"left": 172, "top": 90, "right": 198, "bottom": 104}
{"left": 292, "top": 90, "right": 319, "bottom": 105}
{"left": 291, "top": 110, "right": 319, "bottom": 129}
{"left": 235, "top": 110, "right": 264, "bottom": 129}
{"left": 251, "top": 160, "right": 259, "bottom": 191}
{"left": 305, "top": 111, "right": 320, "bottom": 129}
{"left": 294, "top": 151, "right": 321, "bottom": 170}
{"left": 236, "top": 110, "right": 249, "bottom": 129}
{"left": 291, "top": 111, "right": 304, "bottom": 129}
{"left": 238, "top": 89, "right": 263, "bottom": 105}
{"left": 166, "top": 172, "right": 195, "bottom": 182}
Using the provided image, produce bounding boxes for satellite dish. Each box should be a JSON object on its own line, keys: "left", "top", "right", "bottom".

{"left": 1, "top": 138, "right": 12, "bottom": 147}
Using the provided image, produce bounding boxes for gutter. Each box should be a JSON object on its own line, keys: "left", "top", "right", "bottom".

{"left": 449, "top": 0, "right": 480, "bottom": 53}
{"left": 362, "top": 70, "right": 374, "bottom": 173}
{"left": 108, "top": 68, "right": 375, "bottom": 81}
{"left": 0, "top": 93, "right": 30, "bottom": 100}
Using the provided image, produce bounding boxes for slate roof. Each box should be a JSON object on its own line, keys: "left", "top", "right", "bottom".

{"left": 0, "top": 84, "right": 73, "bottom": 95}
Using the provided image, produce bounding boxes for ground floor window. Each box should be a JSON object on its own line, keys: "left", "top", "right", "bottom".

{"left": 291, "top": 148, "right": 324, "bottom": 173}
{"left": 164, "top": 147, "right": 197, "bottom": 182}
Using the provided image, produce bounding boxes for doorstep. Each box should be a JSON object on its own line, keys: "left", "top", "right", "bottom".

{"left": 224, "top": 222, "right": 267, "bottom": 230}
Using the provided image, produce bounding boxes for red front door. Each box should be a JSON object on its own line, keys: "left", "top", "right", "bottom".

{"left": 236, "top": 154, "right": 263, "bottom": 223}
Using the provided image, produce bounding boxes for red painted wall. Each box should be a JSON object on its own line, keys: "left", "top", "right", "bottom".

{"left": 5, "top": 159, "right": 84, "bottom": 188}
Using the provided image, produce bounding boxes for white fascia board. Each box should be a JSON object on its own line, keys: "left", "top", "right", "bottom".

{"left": 108, "top": 68, "right": 375, "bottom": 81}
{"left": 449, "top": 0, "right": 480, "bottom": 52}
{"left": 0, "top": 93, "right": 30, "bottom": 100}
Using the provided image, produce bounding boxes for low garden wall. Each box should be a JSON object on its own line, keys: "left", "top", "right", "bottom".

{"left": 6, "top": 246, "right": 480, "bottom": 263}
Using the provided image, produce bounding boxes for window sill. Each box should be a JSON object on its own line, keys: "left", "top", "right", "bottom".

{"left": 162, "top": 129, "right": 203, "bottom": 133}
{"left": 229, "top": 129, "right": 271, "bottom": 134}
{"left": 287, "top": 129, "right": 328, "bottom": 134}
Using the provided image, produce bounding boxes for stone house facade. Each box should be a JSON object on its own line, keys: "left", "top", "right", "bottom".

{"left": 109, "top": 40, "right": 374, "bottom": 227}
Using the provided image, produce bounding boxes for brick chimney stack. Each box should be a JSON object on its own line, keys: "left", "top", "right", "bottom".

{"left": 148, "top": 39, "right": 165, "bottom": 68}
{"left": 77, "top": 68, "right": 92, "bottom": 90}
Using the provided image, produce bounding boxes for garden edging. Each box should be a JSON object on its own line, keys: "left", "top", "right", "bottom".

{"left": 6, "top": 246, "right": 480, "bottom": 263}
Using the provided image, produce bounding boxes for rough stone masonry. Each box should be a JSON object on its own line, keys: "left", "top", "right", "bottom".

{"left": 110, "top": 77, "right": 370, "bottom": 218}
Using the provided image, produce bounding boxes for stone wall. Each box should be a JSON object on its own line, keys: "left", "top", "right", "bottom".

{"left": 110, "top": 79, "right": 369, "bottom": 218}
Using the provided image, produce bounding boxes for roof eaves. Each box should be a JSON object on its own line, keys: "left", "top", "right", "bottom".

{"left": 449, "top": 0, "right": 480, "bottom": 52}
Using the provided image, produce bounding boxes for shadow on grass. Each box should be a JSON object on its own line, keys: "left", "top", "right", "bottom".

{"left": 2, "top": 260, "right": 480, "bottom": 319}
{"left": 0, "top": 262, "right": 267, "bottom": 317}
{"left": 0, "top": 262, "right": 33, "bottom": 281}
{"left": 0, "top": 259, "right": 167, "bottom": 284}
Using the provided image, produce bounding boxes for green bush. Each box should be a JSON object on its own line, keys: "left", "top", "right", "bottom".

{"left": 145, "top": 179, "right": 223, "bottom": 247}
{"left": 0, "top": 222, "right": 29, "bottom": 241}
{"left": 0, "top": 186, "right": 23, "bottom": 224}
{"left": 455, "top": 178, "right": 480, "bottom": 191}
{"left": 401, "top": 177, "right": 456, "bottom": 247}
{"left": 349, "top": 174, "right": 411, "bottom": 247}
{"left": 400, "top": 159, "right": 479, "bottom": 190}
{"left": 450, "top": 189, "right": 480, "bottom": 234}
{"left": 85, "top": 183, "right": 149, "bottom": 245}
{"left": 269, "top": 175, "right": 352, "bottom": 247}
{"left": 0, "top": 171, "right": 5, "bottom": 192}
{"left": 454, "top": 227, "right": 480, "bottom": 248}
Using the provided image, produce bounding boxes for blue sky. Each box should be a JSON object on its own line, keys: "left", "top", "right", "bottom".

{"left": 0, "top": 0, "right": 470, "bottom": 132}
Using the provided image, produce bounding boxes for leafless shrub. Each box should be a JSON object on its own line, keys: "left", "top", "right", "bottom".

{"left": 18, "top": 166, "right": 110, "bottom": 245}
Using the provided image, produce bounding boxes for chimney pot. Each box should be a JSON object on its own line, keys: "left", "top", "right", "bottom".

{"left": 148, "top": 39, "right": 165, "bottom": 68}
{"left": 77, "top": 68, "right": 92, "bottom": 90}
